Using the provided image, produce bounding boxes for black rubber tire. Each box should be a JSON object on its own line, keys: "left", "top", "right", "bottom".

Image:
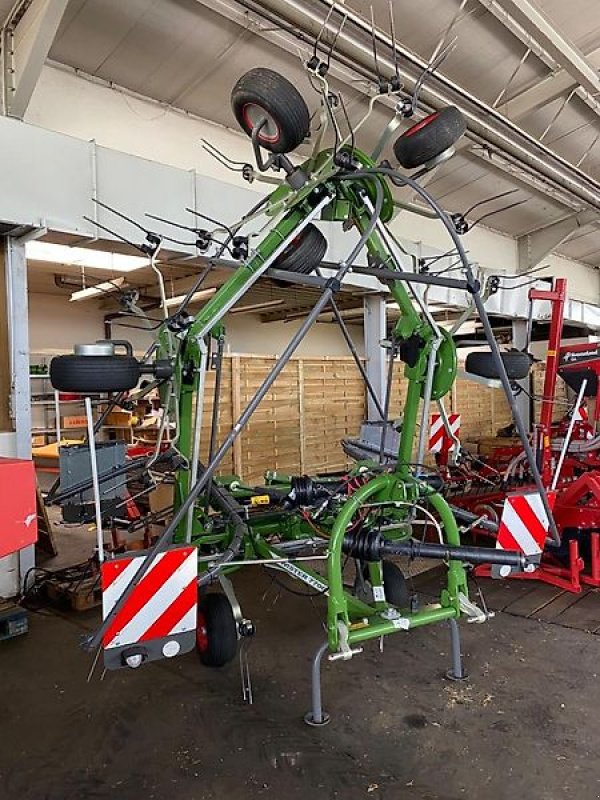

{"left": 465, "top": 350, "right": 532, "bottom": 381}
{"left": 273, "top": 224, "right": 327, "bottom": 274}
{"left": 394, "top": 107, "right": 466, "bottom": 169}
{"left": 382, "top": 561, "right": 410, "bottom": 608}
{"left": 363, "top": 560, "right": 410, "bottom": 608}
{"left": 50, "top": 355, "right": 141, "bottom": 393}
{"left": 197, "top": 593, "right": 238, "bottom": 668}
{"left": 231, "top": 67, "right": 310, "bottom": 154}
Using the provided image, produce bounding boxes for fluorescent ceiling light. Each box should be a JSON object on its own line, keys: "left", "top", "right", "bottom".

{"left": 70, "top": 277, "right": 126, "bottom": 302}
{"left": 229, "top": 299, "right": 284, "bottom": 314}
{"left": 164, "top": 288, "right": 217, "bottom": 308}
{"left": 27, "top": 241, "right": 148, "bottom": 272}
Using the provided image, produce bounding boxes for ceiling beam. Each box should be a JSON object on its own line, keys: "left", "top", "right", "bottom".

{"left": 1, "top": 0, "right": 69, "bottom": 118}
{"left": 501, "top": 45, "right": 600, "bottom": 120}
{"left": 517, "top": 209, "right": 599, "bottom": 272}
{"left": 479, "top": 0, "right": 600, "bottom": 108}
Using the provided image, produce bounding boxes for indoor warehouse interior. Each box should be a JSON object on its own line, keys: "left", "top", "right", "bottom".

{"left": 2, "top": 1, "right": 600, "bottom": 798}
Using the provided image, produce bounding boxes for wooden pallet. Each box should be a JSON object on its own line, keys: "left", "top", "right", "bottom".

{"left": 45, "top": 574, "right": 102, "bottom": 612}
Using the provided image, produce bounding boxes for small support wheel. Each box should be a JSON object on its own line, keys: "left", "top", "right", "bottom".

{"left": 465, "top": 350, "right": 533, "bottom": 381}
{"left": 196, "top": 592, "right": 238, "bottom": 668}
{"left": 231, "top": 68, "right": 310, "bottom": 154}
{"left": 50, "top": 354, "right": 141, "bottom": 393}
{"left": 394, "top": 106, "right": 466, "bottom": 169}
{"left": 273, "top": 224, "right": 327, "bottom": 275}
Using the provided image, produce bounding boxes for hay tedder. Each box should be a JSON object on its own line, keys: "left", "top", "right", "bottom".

{"left": 47, "top": 36, "right": 554, "bottom": 722}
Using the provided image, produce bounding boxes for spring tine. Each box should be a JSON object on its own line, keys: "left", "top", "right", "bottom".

{"left": 429, "top": 0, "right": 469, "bottom": 64}
{"left": 463, "top": 188, "right": 519, "bottom": 217}
{"left": 93, "top": 197, "right": 150, "bottom": 236}
{"left": 82, "top": 215, "right": 147, "bottom": 255}
{"left": 313, "top": 3, "right": 335, "bottom": 59}
{"left": 388, "top": 0, "right": 400, "bottom": 84}
{"left": 201, "top": 138, "right": 246, "bottom": 169}
{"left": 470, "top": 199, "right": 528, "bottom": 230}
{"left": 325, "top": 12, "right": 347, "bottom": 68}
{"left": 370, "top": 5, "right": 383, "bottom": 88}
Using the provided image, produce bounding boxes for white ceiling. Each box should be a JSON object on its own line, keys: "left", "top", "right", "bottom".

{"left": 16, "top": 0, "right": 600, "bottom": 266}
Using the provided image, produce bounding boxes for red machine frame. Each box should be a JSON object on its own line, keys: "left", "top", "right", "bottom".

{"left": 449, "top": 278, "right": 600, "bottom": 592}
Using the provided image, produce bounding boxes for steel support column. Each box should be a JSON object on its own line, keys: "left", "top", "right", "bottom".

{"left": 363, "top": 295, "right": 386, "bottom": 421}
{"left": 5, "top": 234, "right": 33, "bottom": 581}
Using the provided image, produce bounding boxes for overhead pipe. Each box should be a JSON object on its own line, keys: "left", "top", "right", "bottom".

{"left": 231, "top": 0, "right": 600, "bottom": 213}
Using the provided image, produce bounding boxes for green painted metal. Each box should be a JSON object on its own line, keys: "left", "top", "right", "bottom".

{"left": 154, "top": 136, "right": 469, "bottom": 660}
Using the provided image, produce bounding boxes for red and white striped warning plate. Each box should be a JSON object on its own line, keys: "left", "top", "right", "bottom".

{"left": 101, "top": 546, "right": 197, "bottom": 650}
{"left": 496, "top": 491, "right": 556, "bottom": 557}
{"left": 429, "top": 413, "right": 461, "bottom": 453}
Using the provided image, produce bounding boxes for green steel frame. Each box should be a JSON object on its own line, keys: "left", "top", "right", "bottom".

{"left": 154, "top": 145, "right": 470, "bottom": 655}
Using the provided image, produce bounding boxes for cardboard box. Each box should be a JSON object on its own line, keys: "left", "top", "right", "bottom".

{"left": 62, "top": 415, "right": 88, "bottom": 429}
{"left": 105, "top": 410, "right": 133, "bottom": 427}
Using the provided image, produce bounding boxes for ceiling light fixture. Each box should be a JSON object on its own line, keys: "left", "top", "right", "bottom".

{"left": 70, "top": 277, "right": 126, "bottom": 302}
{"left": 229, "top": 299, "right": 285, "bottom": 314}
{"left": 164, "top": 288, "right": 217, "bottom": 308}
{"left": 27, "top": 241, "right": 148, "bottom": 272}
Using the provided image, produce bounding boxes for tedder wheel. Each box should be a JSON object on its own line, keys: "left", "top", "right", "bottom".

{"left": 50, "top": 355, "right": 141, "bottom": 393}
{"left": 196, "top": 592, "right": 238, "bottom": 668}
{"left": 394, "top": 107, "right": 466, "bottom": 170}
{"left": 273, "top": 223, "right": 327, "bottom": 275}
{"left": 465, "top": 350, "right": 533, "bottom": 381}
{"left": 231, "top": 67, "right": 310, "bottom": 154}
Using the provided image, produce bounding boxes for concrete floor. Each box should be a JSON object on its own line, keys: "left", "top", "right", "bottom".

{"left": 2, "top": 568, "right": 600, "bottom": 800}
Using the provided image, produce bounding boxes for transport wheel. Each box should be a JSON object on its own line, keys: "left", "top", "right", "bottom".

{"left": 394, "top": 107, "right": 466, "bottom": 169}
{"left": 196, "top": 592, "right": 238, "bottom": 668}
{"left": 273, "top": 224, "right": 327, "bottom": 274}
{"left": 231, "top": 67, "right": 310, "bottom": 154}
{"left": 50, "top": 354, "right": 141, "bottom": 393}
{"left": 465, "top": 350, "right": 532, "bottom": 381}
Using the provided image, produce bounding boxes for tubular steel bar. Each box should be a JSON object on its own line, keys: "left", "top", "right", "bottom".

{"left": 304, "top": 641, "right": 331, "bottom": 726}
{"left": 350, "top": 264, "right": 471, "bottom": 291}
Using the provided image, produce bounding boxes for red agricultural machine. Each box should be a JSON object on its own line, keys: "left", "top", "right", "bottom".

{"left": 445, "top": 278, "right": 600, "bottom": 592}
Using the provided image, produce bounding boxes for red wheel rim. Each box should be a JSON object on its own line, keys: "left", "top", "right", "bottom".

{"left": 404, "top": 111, "right": 440, "bottom": 138}
{"left": 196, "top": 609, "right": 208, "bottom": 653}
{"left": 242, "top": 103, "right": 281, "bottom": 144}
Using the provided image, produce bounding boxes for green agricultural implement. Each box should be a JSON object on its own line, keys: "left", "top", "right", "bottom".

{"left": 49, "top": 54, "right": 551, "bottom": 723}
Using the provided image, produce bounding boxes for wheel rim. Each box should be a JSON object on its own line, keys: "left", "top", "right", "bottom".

{"left": 403, "top": 111, "right": 440, "bottom": 138}
{"left": 196, "top": 609, "right": 208, "bottom": 653}
{"left": 242, "top": 103, "right": 280, "bottom": 144}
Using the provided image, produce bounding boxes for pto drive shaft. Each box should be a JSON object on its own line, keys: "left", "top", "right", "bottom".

{"left": 343, "top": 530, "right": 535, "bottom": 569}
